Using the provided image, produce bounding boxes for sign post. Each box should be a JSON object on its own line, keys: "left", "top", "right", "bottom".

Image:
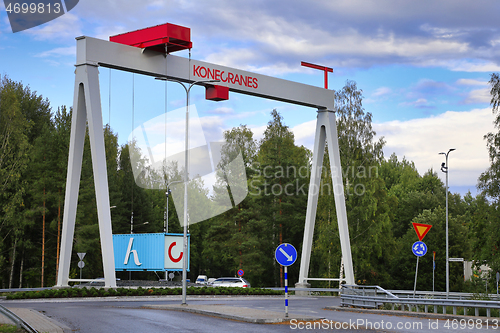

{"left": 77, "top": 253, "right": 86, "bottom": 285}
{"left": 412, "top": 241, "right": 428, "bottom": 297}
{"left": 411, "top": 223, "right": 432, "bottom": 297}
{"left": 496, "top": 272, "right": 499, "bottom": 296}
{"left": 275, "top": 243, "right": 297, "bottom": 318}
{"left": 432, "top": 251, "right": 436, "bottom": 293}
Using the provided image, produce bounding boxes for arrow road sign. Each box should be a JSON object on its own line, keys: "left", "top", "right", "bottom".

{"left": 275, "top": 243, "right": 297, "bottom": 267}
{"left": 412, "top": 241, "right": 428, "bottom": 257}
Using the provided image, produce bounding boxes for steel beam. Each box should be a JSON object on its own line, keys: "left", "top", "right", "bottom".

{"left": 75, "top": 36, "right": 334, "bottom": 110}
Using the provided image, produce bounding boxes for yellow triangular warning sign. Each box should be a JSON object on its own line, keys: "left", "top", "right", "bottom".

{"left": 412, "top": 222, "right": 432, "bottom": 241}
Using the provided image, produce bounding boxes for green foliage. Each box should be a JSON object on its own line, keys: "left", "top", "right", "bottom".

{"left": 0, "top": 323, "right": 25, "bottom": 333}
{"left": 1, "top": 74, "right": 498, "bottom": 295}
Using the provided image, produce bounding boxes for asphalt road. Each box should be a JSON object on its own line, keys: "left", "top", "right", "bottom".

{"left": 3, "top": 296, "right": 498, "bottom": 332}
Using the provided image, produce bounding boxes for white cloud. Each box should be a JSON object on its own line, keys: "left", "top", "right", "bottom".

{"left": 285, "top": 108, "right": 495, "bottom": 192}
{"left": 208, "top": 107, "right": 234, "bottom": 115}
{"left": 372, "top": 87, "right": 392, "bottom": 97}
{"left": 23, "top": 13, "right": 82, "bottom": 41}
{"left": 456, "top": 78, "right": 488, "bottom": 86}
{"left": 374, "top": 108, "right": 494, "bottom": 188}
{"left": 463, "top": 88, "right": 490, "bottom": 104}
{"left": 292, "top": 120, "right": 316, "bottom": 149}
{"left": 441, "top": 60, "right": 500, "bottom": 73}
{"left": 35, "top": 46, "right": 76, "bottom": 58}
{"left": 9, "top": 0, "right": 500, "bottom": 76}
{"left": 250, "top": 124, "right": 267, "bottom": 142}
{"left": 399, "top": 98, "right": 433, "bottom": 109}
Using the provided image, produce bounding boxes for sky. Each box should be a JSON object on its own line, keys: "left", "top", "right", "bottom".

{"left": 1, "top": 0, "right": 500, "bottom": 197}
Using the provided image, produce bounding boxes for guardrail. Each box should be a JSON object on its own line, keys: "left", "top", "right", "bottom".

{"left": 266, "top": 287, "right": 341, "bottom": 293}
{"left": 0, "top": 287, "right": 52, "bottom": 293}
{"left": 341, "top": 294, "right": 500, "bottom": 317}
{"left": 342, "top": 285, "right": 397, "bottom": 298}
{"left": 0, "top": 304, "right": 37, "bottom": 333}
{"left": 387, "top": 289, "right": 500, "bottom": 300}
{"left": 341, "top": 285, "right": 500, "bottom": 318}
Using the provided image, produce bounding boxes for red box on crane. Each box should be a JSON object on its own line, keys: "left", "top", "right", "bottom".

{"left": 206, "top": 85, "right": 229, "bottom": 101}
{"left": 110, "top": 23, "right": 192, "bottom": 53}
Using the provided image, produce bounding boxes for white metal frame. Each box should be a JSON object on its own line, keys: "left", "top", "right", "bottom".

{"left": 56, "top": 35, "right": 355, "bottom": 288}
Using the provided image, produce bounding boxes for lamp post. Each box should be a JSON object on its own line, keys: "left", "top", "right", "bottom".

{"left": 155, "top": 77, "right": 219, "bottom": 305}
{"left": 440, "top": 148, "right": 455, "bottom": 299}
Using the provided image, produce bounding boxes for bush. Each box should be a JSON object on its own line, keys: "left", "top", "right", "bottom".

{"left": 3, "top": 285, "right": 285, "bottom": 300}
{"left": 68, "top": 288, "right": 79, "bottom": 297}
{"left": 80, "top": 288, "right": 88, "bottom": 297}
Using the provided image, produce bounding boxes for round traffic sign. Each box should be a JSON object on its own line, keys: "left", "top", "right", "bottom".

{"left": 78, "top": 261, "right": 85, "bottom": 268}
{"left": 412, "top": 241, "right": 427, "bottom": 257}
{"left": 237, "top": 269, "right": 244, "bottom": 277}
{"left": 275, "top": 243, "right": 297, "bottom": 266}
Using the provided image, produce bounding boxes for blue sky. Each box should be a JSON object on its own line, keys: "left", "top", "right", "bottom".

{"left": 1, "top": 0, "right": 500, "bottom": 197}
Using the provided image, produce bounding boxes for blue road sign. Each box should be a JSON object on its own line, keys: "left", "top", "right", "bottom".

{"left": 275, "top": 243, "right": 297, "bottom": 266}
{"left": 412, "top": 241, "right": 427, "bottom": 257}
{"left": 237, "top": 269, "right": 244, "bottom": 277}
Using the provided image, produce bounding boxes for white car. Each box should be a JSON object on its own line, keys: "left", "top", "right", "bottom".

{"left": 195, "top": 275, "right": 208, "bottom": 284}
{"left": 210, "top": 277, "right": 251, "bottom": 288}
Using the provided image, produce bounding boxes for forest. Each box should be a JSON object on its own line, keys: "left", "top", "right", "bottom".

{"left": 1, "top": 73, "right": 500, "bottom": 293}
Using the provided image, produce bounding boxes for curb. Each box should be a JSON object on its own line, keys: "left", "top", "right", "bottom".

{"left": 6, "top": 308, "right": 72, "bottom": 333}
{"left": 144, "top": 304, "right": 323, "bottom": 324}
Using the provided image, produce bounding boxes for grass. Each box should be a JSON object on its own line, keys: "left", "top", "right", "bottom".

{"left": 0, "top": 324, "right": 25, "bottom": 333}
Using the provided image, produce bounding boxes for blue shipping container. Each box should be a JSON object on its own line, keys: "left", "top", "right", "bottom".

{"left": 113, "top": 233, "right": 165, "bottom": 271}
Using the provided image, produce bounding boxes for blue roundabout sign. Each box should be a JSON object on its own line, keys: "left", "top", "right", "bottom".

{"left": 412, "top": 241, "right": 427, "bottom": 257}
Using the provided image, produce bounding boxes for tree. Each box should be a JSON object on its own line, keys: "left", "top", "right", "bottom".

{"left": 254, "top": 110, "right": 309, "bottom": 286}
{"left": 0, "top": 76, "right": 32, "bottom": 288}
{"left": 201, "top": 124, "right": 271, "bottom": 286}
{"left": 311, "top": 80, "right": 393, "bottom": 286}
{"left": 389, "top": 208, "right": 470, "bottom": 291}
{"left": 479, "top": 73, "right": 500, "bottom": 201}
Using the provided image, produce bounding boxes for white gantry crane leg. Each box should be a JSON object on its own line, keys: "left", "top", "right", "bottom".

{"left": 296, "top": 109, "right": 355, "bottom": 289}
{"left": 56, "top": 64, "right": 116, "bottom": 288}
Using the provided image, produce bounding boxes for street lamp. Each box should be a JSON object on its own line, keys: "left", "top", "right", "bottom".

{"left": 440, "top": 148, "right": 455, "bottom": 299}
{"left": 155, "top": 77, "right": 220, "bottom": 305}
{"left": 130, "top": 217, "right": 149, "bottom": 234}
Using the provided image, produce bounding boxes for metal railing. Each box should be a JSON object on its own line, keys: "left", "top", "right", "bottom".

{"left": 340, "top": 285, "right": 397, "bottom": 308}
{"left": 387, "top": 289, "right": 500, "bottom": 300}
{"left": 341, "top": 285, "right": 500, "bottom": 317}
{"left": 0, "top": 304, "right": 37, "bottom": 333}
{"left": 266, "top": 287, "right": 341, "bottom": 293}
